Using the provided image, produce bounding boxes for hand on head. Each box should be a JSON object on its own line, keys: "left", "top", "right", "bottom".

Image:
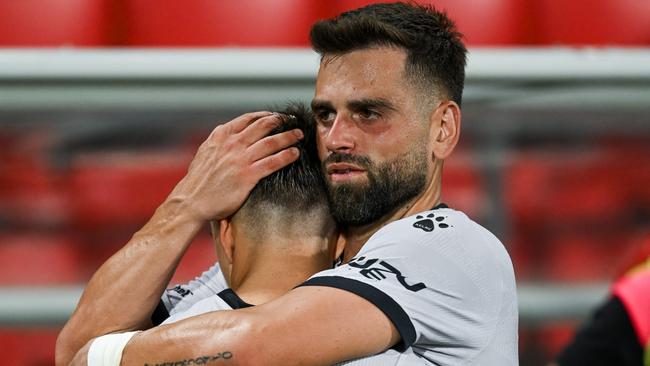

{"left": 168, "top": 111, "right": 304, "bottom": 222}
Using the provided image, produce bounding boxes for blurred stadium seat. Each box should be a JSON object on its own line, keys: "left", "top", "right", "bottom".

{"left": 505, "top": 151, "right": 631, "bottom": 230}
{"left": 504, "top": 147, "right": 648, "bottom": 282}
{"left": 509, "top": 235, "right": 536, "bottom": 280}
{"left": 615, "top": 232, "right": 650, "bottom": 279}
{"left": 441, "top": 157, "right": 486, "bottom": 220}
{"left": 2, "top": 0, "right": 648, "bottom": 48}
{"left": 0, "top": 233, "right": 83, "bottom": 285}
{"left": 0, "top": 0, "right": 113, "bottom": 47}
{"left": 67, "top": 151, "right": 190, "bottom": 229}
{"left": 614, "top": 146, "right": 650, "bottom": 213}
{"left": 534, "top": 0, "right": 650, "bottom": 45}
{"left": 0, "top": 328, "right": 58, "bottom": 366}
{"left": 0, "top": 137, "right": 69, "bottom": 228}
{"left": 123, "top": 0, "right": 325, "bottom": 47}
{"left": 537, "top": 323, "right": 579, "bottom": 362}
{"left": 541, "top": 232, "right": 623, "bottom": 282}
{"left": 330, "top": 0, "right": 532, "bottom": 45}
{"left": 69, "top": 228, "right": 217, "bottom": 285}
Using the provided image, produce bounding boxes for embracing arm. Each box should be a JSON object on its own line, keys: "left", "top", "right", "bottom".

{"left": 55, "top": 201, "right": 203, "bottom": 366}
{"left": 116, "top": 286, "right": 399, "bottom": 366}
{"left": 56, "top": 111, "right": 303, "bottom": 366}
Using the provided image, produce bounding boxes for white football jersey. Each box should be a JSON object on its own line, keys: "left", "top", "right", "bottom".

{"left": 161, "top": 288, "right": 250, "bottom": 325}
{"left": 158, "top": 262, "right": 229, "bottom": 320}
{"left": 301, "top": 205, "right": 519, "bottom": 365}
{"left": 157, "top": 205, "right": 518, "bottom": 365}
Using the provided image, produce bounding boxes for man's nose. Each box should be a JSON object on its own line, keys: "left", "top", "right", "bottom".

{"left": 324, "top": 115, "right": 355, "bottom": 153}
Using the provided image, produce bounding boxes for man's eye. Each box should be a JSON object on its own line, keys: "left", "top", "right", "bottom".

{"left": 316, "top": 111, "right": 335, "bottom": 124}
{"left": 357, "top": 109, "right": 380, "bottom": 120}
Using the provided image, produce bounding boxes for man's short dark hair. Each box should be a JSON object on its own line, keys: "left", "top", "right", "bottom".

{"left": 245, "top": 102, "right": 326, "bottom": 211}
{"left": 236, "top": 102, "right": 331, "bottom": 237}
{"left": 310, "top": 1, "right": 467, "bottom": 105}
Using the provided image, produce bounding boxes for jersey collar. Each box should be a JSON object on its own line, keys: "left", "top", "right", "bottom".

{"left": 218, "top": 289, "right": 253, "bottom": 309}
{"left": 432, "top": 203, "right": 449, "bottom": 210}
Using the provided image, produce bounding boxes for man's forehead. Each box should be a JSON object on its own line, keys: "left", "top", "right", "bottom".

{"left": 318, "top": 47, "right": 407, "bottom": 73}
{"left": 315, "top": 48, "right": 408, "bottom": 102}
{"left": 320, "top": 45, "right": 406, "bottom": 62}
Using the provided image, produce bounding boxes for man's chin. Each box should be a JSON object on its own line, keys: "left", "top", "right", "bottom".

{"left": 327, "top": 178, "right": 369, "bottom": 193}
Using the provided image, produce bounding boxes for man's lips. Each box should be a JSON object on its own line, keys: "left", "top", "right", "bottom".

{"left": 326, "top": 163, "right": 367, "bottom": 182}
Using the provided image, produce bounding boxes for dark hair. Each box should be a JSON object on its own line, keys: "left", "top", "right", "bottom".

{"left": 310, "top": 1, "right": 467, "bottom": 105}
{"left": 240, "top": 102, "right": 328, "bottom": 217}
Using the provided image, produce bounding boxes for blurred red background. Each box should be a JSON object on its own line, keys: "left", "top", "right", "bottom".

{"left": 1, "top": 1, "right": 649, "bottom": 365}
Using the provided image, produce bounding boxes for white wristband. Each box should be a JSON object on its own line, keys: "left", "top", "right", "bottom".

{"left": 87, "top": 331, "right": 141, "bottom": 366}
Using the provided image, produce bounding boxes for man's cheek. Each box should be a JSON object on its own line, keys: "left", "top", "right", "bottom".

{"left": 316, "top": 135, "right": 328, "bottom": 161}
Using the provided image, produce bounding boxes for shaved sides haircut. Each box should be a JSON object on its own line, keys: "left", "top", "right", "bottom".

{"left": 234, "top": 102, "right": 332, "bottom": 241}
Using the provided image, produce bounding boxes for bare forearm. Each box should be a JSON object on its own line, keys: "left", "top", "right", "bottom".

{"left": 117, "top": 287, "right": 397, "bottom": 366}
{"left": 121, "top": 311, "right": 256, "bottom": 366}
{"left": 56, "top": 198, "right": 203, "bottom": 365}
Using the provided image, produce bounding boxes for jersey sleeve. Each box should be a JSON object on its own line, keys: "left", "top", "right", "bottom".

{"left": 151, "top": 261, "right": 228, "bottom": 325}
{"left": 299, "top": 209, "right": 517, "bottom": 362}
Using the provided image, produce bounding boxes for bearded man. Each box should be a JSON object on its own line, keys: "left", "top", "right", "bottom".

{"left": 58, "top": 3, "right": 518, "bottom": 365}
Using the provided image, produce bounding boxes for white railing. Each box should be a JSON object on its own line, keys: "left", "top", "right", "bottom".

{"left": 0, "top": 283, "right": 610, "bottom": 326}
{"left": 0, "top": 48, "right": 648, "bottom": 110}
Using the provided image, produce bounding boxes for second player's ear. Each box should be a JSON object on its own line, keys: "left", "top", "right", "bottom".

{"left": 334, "top": 232, "right": 346, "bottom": 261}
{"left": 430, "top": 100, "right": 461, "bottom": 160}
{"left": 218, "top": 219, "right": 235, "bottom": 264}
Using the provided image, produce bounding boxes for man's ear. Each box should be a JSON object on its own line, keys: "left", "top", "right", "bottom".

{"left": 430, "top": 101, "right": 461, "bottom": 160}
{"left": 218, "top": 219, "right": 235, "bottom": 265}
{"left": 334, "top": 232, "right": 346, "bottom": 261}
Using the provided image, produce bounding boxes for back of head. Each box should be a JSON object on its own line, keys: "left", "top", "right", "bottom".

{"left": 310, "top": 1, "right": 467, "bottom": 105}
{"left": 234, "top": 102, "right": 333, "bottom": 241}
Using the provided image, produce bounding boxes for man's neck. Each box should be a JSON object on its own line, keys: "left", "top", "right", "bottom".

{"left": 230, "top": 239, "right": 333, "bottom": 305}
{"left": 341, "top": 173, "right": 442, "bottom": 262}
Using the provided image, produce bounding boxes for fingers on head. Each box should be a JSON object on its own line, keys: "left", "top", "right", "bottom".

{"left": 204, "top": 113, "right": 267, "bottom": 149}
{"left": 238, "top": 113, "right": 288, "bottom": 145}
{"left": 251, "top": 147, "right": 300, "bottom": 178}
{"left": 246, "top": 129, "right": 303, "bottom": 163}
{"left": 229, "top": 111, "right": 273, "bottom": 133}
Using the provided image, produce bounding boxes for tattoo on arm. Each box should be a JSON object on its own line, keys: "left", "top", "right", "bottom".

{"left": 144, "top": 352, "right": 233, "bottom": 366}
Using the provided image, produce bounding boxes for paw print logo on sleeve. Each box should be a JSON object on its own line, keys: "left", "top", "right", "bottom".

{"left": 413, "top": 213, "right": 451, "bottom": 232}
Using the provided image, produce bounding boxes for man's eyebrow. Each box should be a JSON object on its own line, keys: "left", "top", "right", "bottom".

{"left": 311, "top": 99, "right": 334, "bottom": 111}
{"left": 347, "top": 98, "right": 397, "bottom": 112}
{"left": 311, "top": 98, "right": 397, "bottom": 112}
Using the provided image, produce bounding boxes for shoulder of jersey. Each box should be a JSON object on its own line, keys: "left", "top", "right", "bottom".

{"left": 409, "top": 207, "right": 462, "bottom": 233}
{"left": 367, "top": 207, "right": 465, "bottom": 244}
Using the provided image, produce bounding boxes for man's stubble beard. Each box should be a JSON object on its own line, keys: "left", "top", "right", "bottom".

{"left": 323, "top": 143, "right": 428, "bottom": 227}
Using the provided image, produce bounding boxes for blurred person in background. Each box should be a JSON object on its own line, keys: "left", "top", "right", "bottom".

{"left": 551, "top": 240, "right": 650, "bottom": 366}
{"left": 60, "top": 2, "right": 518, "bottom": 365}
